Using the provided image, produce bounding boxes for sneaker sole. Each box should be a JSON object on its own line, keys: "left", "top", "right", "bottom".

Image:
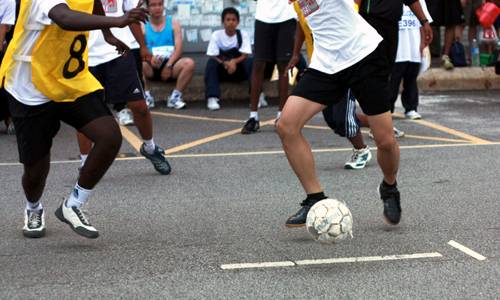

{"left": 344, "top": 163, "right": 367, "bottom": 170}
{"left": 241, "top": 127, "right": 260, "bottom": 134}
{"left": 285, "top": 223, "right": 306, "bottom": 228}
{"left": 54, "top": 206, "right": 99, "bottom": 239}
{"left": 23, "top": 228, "right": 46, "bottom": 238}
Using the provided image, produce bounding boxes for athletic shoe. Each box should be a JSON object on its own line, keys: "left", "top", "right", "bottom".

{"left": 140, "top": 143, "right": 172, "bottom": 175}
{"left": 441, "top": 55, "right": 454, "bottom": 70}
{"left": 55, "top": 200, "right": 99, "bottom": 238}
{"left": 167, "top": 95, "right": 187, "bottom": 109}
{"left": 116, "top": 109, "right": 134, "bottom": 126}
{"left": 377, "top": 182, "right": 402, "bottom": 225}
{"left": 145, "top": 91, "right": 155, "bottom": 109}
{"left": 207, "top": 97, "right": 220, "bottom": 111}
{"left": 23, "top": 209, "right": 45, "bottom": 238}
{"left": 406, "top": 110, "right": 422, "bottom": 120}
{"left": 368, "top": 127, "right": 405, "bottom": 138}
{"left": 344, "top": 146, "right": 372, "bottom": 169}
{"left": 258, "top": 92, "right": 268, "bottom": 108}
{"left": 285, "top": 198, "right": 320, "bottom": 228}
{"left": 241, "top": 118, "right": 260, "bottom": 134}
{"left": 7, "top": 122, "right": 15, "bottom": 135}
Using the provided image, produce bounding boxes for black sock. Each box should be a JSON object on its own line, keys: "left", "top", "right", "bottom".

{"left": 383, "top": 180, "right": 397, "bottom": 189}
{"left": 307, "top": 192, "right": 327, "bottom": 201}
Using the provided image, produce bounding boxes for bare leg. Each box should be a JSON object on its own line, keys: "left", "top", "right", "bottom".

{"left": 443, "top": 25, "right": 455, "bottom": 56}
{"left": 250, "top": 61, "right": 266, "bottom": 111}
{"left": 276, "top": 95, "right": 327, "bottom": 194}
{"left": 143, "top": 61, "right": 154, "bottom": 79}
{"left": 277, "top": 61, "right": 289, "bottom": 111}
{"left": 127, "top": 100, "right": 153, "bottom": 140}
{"left": 170, "top": 58, "right": 195, "bottom": 92}
{"left": 347, "top": 131, "right": 367, "bottom": 149}
{"left": 22, "top": 152, "right": 51, "bottom": 203}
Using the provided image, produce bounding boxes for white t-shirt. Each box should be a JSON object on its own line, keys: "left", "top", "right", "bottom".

{"left": 300, "top": 0, "right": 382, "bottom": 74}
{"left": 4, "top": 0, "right": 67, "bottom": 106}
{"left": 0, "top": 0, "right": 16, "bottom": 25}
{"left": 255, "top": 0, "right": 297, "bottom": 23}
{"left": 395, "top": 0, "right": 433, "bottom": 63}
{"left": 206, "top": 29, "right": 252, "bottom": 57}
{"left": 88, "top": 0, "right": 138, "bottom": 66}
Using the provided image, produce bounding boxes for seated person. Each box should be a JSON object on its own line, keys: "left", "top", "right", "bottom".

{"left": 142, "top": 0, "right": 195, "bottom": 109}
{"left": 204, "top": 7, "right": 253, "bottom": 110}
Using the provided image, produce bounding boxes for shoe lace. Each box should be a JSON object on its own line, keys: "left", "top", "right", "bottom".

{"left": 28, "top": 211, "right": 42, "bottom": 228}
{"left": 300, "top": 198, "right": 318, "bottom": 207}
{"left": 348, "top": 149, "right": 359, "bottom": 162}
{"left": 75, "top": 207, "right": 91, "bottom": 225}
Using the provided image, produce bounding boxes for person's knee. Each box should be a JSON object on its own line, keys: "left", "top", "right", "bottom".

{"left": 183, "top": 58, "right": 195, "bottom": 73}
{"left": 276, "top": 117, "right": 298, "bottom": 140}
{"left": 374, "top": 134, "right": 397, "bottom": 152}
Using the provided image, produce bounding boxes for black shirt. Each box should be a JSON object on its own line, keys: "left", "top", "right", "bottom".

{"left": 358, "top": 0, "right": 418, "bottom": 22}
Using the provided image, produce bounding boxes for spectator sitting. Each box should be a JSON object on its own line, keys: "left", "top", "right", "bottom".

{"left": 204, "top": 7, "right": 253, "bottom": 111}
{"left": 142, "top": 0, "right": 195, "bottom": 109}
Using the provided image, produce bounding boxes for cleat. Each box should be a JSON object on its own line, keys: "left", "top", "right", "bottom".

{"left": 378, "top": 182, "right": 402, "bottom": 225}
{"left": 241, "top": 118, "right": 260, "bottom": 134}
{"left": 285, "top": 198, "right": 320, "bottom": 228}
{"left": 140, "top": 143, "right": 172, "bottom": 175}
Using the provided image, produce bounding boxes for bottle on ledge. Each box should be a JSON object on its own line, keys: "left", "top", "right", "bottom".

{"left": 471, "top": 39, "right": 480, "bottom": 67}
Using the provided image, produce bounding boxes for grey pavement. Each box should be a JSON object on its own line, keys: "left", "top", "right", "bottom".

{"left": 0, "top": 90, "right": 499, "bottom": 299}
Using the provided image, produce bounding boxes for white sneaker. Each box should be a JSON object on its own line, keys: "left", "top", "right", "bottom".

{"left": 116, "top": 109, "right": 134, "bottom": 126}
{"left": 23, "top": 209, "right": 45, "bottom": 238}
{"left": 55, "top": 200, "right": 99, "bottom": 238}
{"left": 145, "top": 91, "right": 155, "bottom": 109}
{"left": 258, "top": 92, "right": 268, "bottom": 108}
{"left": 207, "top": 97, "right": 220, "bottom": 110}
{"left": 368, "top": 127, "right": 405, "bottom": 138}
{"left": 344, "top": 146, "right": 372, "bottom": 169}
{"left": 405, "top": 110, "right": 421, "bottom": 120}
{"left": 167, "top": 95, "right": 187, "bottom": 109}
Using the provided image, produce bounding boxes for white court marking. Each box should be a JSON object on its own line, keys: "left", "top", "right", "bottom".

{"left": 220, "top": 252, "right": 443, "bottom": 270}
{"left": 448, "top": 240, "right": 487, "bottom": 261}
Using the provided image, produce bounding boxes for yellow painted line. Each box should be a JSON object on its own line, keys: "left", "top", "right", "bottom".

{"left": 150, "top": 111, "right": 243, "bottom": 123}
{"left": 119, "top": 125, "right": 143, "bottom": 152}
{"left": 392, "top": 113, "right": 491, "bottom": 143}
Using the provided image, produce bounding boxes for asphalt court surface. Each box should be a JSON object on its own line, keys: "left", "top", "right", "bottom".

{"left": 0, "top": 90, "right": 499, "bottom": 299}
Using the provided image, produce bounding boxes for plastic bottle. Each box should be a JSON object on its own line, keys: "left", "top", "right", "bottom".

{"left": 471, "top": 39, "right": 480, "bottom": 67}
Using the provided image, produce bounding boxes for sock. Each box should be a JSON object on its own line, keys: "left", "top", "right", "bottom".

{"left": 276, "top": 111, "right": 282, "bottom": 119}
{"left": 145, "top": 90, "right": 151, "bottom": 97}
{"left": 383, "top": 180, "right": 397, "bottom": 189}
{"left": 250, "top": 111, "right": 258, "bottom": 120}
{"left": 171, "top": 89, "right": 182, "bottom": 98}
{"left": 66, "top": 183, "right": 91, "bottom": 208}
{"left": 26, "top": 199, "right": 42, "bottom": 211}
{"left": 80, "top": 154, "right": 88, "bottom": 167}
{"left": 143, "top": 138, "right": 156, "bottom": 154}
{"left": 307, "top": 191, "right": 327, "bottom": 201}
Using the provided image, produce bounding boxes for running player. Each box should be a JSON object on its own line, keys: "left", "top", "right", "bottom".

{"left": 0, "top": 0, "right": 148, "bottom": 238}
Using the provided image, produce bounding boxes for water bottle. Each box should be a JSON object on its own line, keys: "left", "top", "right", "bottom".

{"left": 471, "top": 39, "right": 480, "bottom": 67}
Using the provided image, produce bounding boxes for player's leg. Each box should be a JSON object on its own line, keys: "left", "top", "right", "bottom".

{"left": 170, "top": 57, "right": 195, "bottom": 93}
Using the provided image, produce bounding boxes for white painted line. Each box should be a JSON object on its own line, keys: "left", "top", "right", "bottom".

{"left": 221, "top": 261, "right": 295, "bottom": 270}
{"left": 295, "top": 252, "right": 443, "bottom": 265}
{"left": 448, "top": 240, "right": 487, "bottom": 260}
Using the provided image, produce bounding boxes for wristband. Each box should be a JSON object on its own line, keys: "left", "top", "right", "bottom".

{"left": 420, "top": 19, "right": 428, "bottom": 26}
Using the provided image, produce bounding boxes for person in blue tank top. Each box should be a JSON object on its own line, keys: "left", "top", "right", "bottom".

{"left": 142, "top": 0, "right": 195, "bottom": 109}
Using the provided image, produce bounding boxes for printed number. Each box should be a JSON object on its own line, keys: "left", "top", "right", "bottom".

{"left": 62, "top": 34, "right": 87, "bottom": 79}
{"left": 400, "top": 20, "right": 417, "bottom": 28}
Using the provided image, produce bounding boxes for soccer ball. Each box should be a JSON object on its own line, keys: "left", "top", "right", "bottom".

{"left": 306, "top": 199, "right": 353, "bottom": 245}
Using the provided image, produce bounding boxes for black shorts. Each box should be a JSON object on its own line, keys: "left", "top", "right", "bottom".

{"left": 150, "top": 58, "right": 180, "bottom": 81}
{"left": 253, "top": 19, "right": 296, "bottom": 63}
{"left": 7, "top": 91, "right": 111, "bottom": 164}
{"left": 89, "top": 54, "right": 145, "bottom": 104}
{"left": 360, "top": 14, "right": 399, "bottom": 72}
{"left": 426, "top": 0, "right": 465, "bottom": 26}
{"left": 290, "top": 49, "right": 391, "bottom": 116}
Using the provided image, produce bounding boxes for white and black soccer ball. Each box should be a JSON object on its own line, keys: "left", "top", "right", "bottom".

{"left": 306, "top": 199, "right": 353, "bottom": 245}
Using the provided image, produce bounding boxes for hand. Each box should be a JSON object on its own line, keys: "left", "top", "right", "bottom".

{"left": 104, "top": 35, "right": 130, "bottom": 55}
{"left": 116, "top": 8, "right": 150, "bottom": 27}
{"left": 150, "top": 55, "right": 161, "bottom": 68}
{"left": 461, "top": 0, "right": 466, "bottom": 8}
{"left": 422, "top": 23, "right": 433, "bottom": 45}
{"left": 226, "top": 60, "right": 237, "bottom": 74}
{"left": 140, "top": 46, "right": 152, "bottom": 62}
{"left": 161, "top": 67, "right": 172, "bottom": 81}
{"left": 284, "top": 54, "right": 300, "bottom": 77}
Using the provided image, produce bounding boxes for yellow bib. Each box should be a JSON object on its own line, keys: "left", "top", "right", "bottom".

{"left": 0, "top": 0, "right": 102, "bottom": 102}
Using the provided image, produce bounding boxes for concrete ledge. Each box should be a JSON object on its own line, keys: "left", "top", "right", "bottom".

{"left": 146, "top": 66, "right": 500, "bottom": 103}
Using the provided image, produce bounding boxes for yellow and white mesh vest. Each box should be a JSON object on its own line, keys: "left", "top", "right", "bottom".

{"left": 0, "top": 0, "right": 102, "bottom": 102}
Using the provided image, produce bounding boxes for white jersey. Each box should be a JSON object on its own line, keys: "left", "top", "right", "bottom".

{"left": 88, "top": 0, "right": 139, "bottom": 66}
{"left": 0, "top": 0, "right": 16, "bottom": 25}
{"left": 395, "top": 0, "right": 433, "bottom": 63}
{"left": 4, "top": 0, "right": 66, "bottom": 106}
{"left": 206, "top": 29, "right": 252, "bottom": 57}
{"left": 299, "top": 0, "right": 382, "bottom": 74}
{"left": 255, "top": 0, "right": 297, "bottom": 24}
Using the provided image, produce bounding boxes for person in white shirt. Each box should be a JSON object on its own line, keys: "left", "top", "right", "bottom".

{"left": 204, "top": 7, "right": 253, "bottom": 111}
{"left": 277, "top": 0, "right": 402, "bottom": 228}
{"left": 241, "top": 0, "right": 297, "bottom": 133}
{"left": 389, "top": 0, "right": 433, "bottom": 120}
{"left": 0, "top": 0, "right": 16, "bottom": 135}
{"left": 0, "top": 0, "right": 148, "bottom": 239}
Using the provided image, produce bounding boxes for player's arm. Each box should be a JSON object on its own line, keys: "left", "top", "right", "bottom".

{"left": 129, "top": 23, "right": 152, "bottom": 61}
{"left": 284, "top": 22, "right": 305, "bottom": 76}
{"left": 165, "top": 18, "right": 183, "bottom": 67}
{"left": 408, "top": 1, "right": 433, "bottom": 44}
{"left": 0, "top": 24, "right": 9, "bottom": 51}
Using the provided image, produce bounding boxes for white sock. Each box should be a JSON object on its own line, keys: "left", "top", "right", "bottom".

{"left": 66, "top": 183, "right": 91, "bottom": 208}
{"left": 80, "top": 154, "right": 88, "bottom": 167}
{"left": 276, "top": 111, "right": 282, "bottom": 119}
{"left": 250, "top": 111, "right": 258, "bottom": 120}
{"left": 172, "top": 89, "right": 182, "bottom": 98}
{"left": 143, "top": 138, "right": 156, "bottom": 154}
{"left": 145, "top": 90, "right": 151, "bottom": 97}
{"left": 26, "top": 199, "right": 42, "bottom": 211}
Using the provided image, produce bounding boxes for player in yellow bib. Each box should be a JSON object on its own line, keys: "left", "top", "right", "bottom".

{"left": 0, "top": 0, "right": 149, "bottom": 239}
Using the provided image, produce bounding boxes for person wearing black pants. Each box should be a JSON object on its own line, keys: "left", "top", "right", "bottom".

{"left": 388, "top": 62, "right": 421, "bottom": 116}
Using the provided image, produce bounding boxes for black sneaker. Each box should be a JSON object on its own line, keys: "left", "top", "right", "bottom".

{"left": 23, "top": 209, "right": 45, "bottom": 238}
{"left": 378, "top": 182, "right": 402, "bottom": 225}
{"left": 241, "top": 118, "right": 260, "bottom": 134}
{"left": 285, "top": 198, "right": 319, "bottom": 228}
{"left": 140, "top": 143, "right": 172, "bottom": 175}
